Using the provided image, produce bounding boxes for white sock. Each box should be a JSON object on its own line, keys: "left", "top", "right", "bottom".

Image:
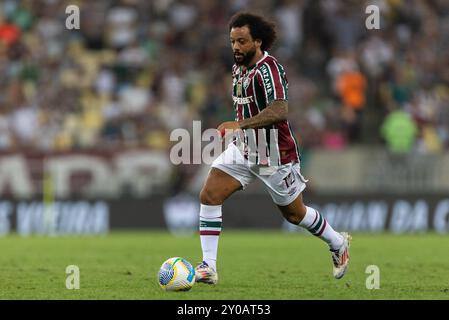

{"left": 299, "top": 206, "right": 344, "bottom": 251}
{"left": 199, "top": 204, "right": 222, "bottom": 271}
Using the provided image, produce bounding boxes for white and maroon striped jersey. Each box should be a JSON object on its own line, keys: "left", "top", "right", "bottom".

{"left": 232, "top": 51, "right": 300, "bottom": 165}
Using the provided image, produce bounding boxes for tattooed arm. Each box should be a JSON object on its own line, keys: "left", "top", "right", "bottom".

{"left": 238, "top": 100, "right": 288, "bottom": 129}
{"left": 216, "top": 100, "right": 288, "bottom": 138}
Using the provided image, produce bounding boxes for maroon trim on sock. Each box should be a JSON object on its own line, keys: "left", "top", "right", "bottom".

{"left": 316, "top": 219, "right": 327, "bottom": 236}
{"left": 200, "top": 231, "right": 221, "bottom": 236}
{"left": 310, "top": 210, "right": 319, "bottom": 228}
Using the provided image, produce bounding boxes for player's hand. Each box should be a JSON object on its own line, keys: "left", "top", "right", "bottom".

{"left": 217, "top": 121, "right": 242, "bottom": 140}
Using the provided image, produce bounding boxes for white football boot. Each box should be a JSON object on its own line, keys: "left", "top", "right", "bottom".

{"left": 330, "top": 232, "right": 352, "bottom": 279}
{"left": 195, "top": 261, "right": 218, "bottom": 285}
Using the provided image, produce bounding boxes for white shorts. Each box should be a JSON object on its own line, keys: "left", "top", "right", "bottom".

{"left": 211, "top": 143, "right": 308, "bottom": 206}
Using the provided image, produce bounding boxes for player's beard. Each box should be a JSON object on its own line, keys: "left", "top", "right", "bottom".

{"left": 234, "top": 46, "right": 256, "bottom": 66}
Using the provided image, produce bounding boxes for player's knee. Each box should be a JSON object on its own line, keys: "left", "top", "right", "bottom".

{"left": 283, "top": 206, "right": 306, "bottom": 225}
{"left": 199, "top": 187, "right": 223, "bottom": 205}
{"left": 285, "top": 213, "right": 302, "bottom": 225}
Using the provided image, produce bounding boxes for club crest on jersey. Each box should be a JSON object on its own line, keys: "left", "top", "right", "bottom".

{"left": 236, "top": 78, "right": 243, "bottom": 96}
{"left": 243, "top": 77, "right": 250, "bottom": 90}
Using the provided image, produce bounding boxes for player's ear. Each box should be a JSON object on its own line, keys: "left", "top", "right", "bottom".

{"left": 254, "top": 39, "right": 262, "bottom": 49}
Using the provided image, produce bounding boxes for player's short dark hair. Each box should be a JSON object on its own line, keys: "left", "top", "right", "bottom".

{"left": 228, "top": 12, "right": 277, "bottom": 52}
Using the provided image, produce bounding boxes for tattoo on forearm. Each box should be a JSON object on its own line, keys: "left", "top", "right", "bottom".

{"left": 238, "top": 100, "right": 288, "bottom": 129}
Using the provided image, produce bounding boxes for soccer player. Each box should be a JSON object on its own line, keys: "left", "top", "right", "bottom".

{"left": 195, "top": 12, "right": 351, "bottom": 284}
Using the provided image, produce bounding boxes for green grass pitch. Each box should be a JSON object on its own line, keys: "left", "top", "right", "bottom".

{"left": 1, "top": 231, "right": 448, "bottom": 299}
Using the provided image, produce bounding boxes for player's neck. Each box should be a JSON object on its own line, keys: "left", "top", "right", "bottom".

{"left": 244, "top": 50, "right": 264, "bottom": 70}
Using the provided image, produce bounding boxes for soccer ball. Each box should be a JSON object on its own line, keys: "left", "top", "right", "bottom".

{"left": 158, "top": 257, "right": 195, "bottom": 291}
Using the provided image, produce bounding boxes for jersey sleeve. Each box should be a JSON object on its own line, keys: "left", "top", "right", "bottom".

{"left": 256, "top": 60, "right": 288, "bottom": 105}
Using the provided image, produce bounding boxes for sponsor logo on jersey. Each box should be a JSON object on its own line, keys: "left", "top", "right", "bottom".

{"left": 260, "top": 65, "right": 273, "bottom": 96}
{"left": 233, "top": 96, "right": 254, "bottom": 104}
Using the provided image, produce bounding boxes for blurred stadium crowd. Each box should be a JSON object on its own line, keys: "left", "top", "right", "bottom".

{"left": 0, "top": 0, "right": 448, "bottom": 154}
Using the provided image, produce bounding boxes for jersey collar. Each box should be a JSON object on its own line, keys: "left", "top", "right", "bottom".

{"left": 245, "top": 51, "right": 268, "bottom": 71}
